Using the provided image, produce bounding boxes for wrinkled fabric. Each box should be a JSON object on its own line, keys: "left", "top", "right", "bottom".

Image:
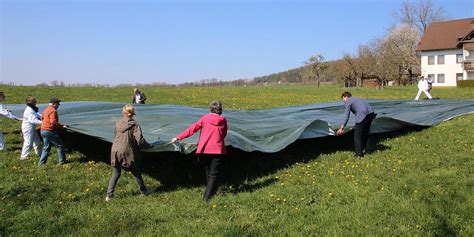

{"left": 6, "top": 99, "right": 474, "bottom": 154}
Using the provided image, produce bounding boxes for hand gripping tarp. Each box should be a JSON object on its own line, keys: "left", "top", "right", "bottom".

{"left": 7, "top": 99, "right": 474, "bottom": 154}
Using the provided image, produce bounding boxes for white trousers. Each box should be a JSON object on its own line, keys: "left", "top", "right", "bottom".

{"left": 20, "top": 127, "right": 42, "bottom": 159}
{"left": 415, "top": 89, "right": 432, "bottom": 100}
{"left": 0, "top": 131, "right": 4, "bottom": 151}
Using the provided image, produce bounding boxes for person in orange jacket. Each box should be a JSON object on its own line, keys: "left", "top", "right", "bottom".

{"left": 39, "top": 98, "right": 69, "bottom": 166}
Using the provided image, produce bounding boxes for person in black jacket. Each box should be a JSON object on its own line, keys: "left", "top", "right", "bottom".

{"left": 132, "top": 88, "right": 147, "bottom": 104}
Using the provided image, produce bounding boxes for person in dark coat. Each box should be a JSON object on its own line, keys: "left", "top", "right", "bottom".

{"left": 336, "top": 91, "right": 376, "bottom": 159}
{"left": 106, "top": 104, "right": 152, "bottom": 201}
{"left": 132, "top": 88, "right": 147, "bottom": 104}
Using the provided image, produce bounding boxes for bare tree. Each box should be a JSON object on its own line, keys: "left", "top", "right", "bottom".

{"left": 329, "top": 54, "right": 360, "bottom": 88}
{"left": 394, "top": 0, "right": 445, "bottom": 33}
{"left": 304, "top": 54, "right": 328, "bottom": 87}
{"left": 417, "top": 0, "right": 445, "bottom": 33}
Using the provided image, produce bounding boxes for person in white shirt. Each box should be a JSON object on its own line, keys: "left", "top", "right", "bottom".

{"left": 0, "top": 92, "right": 22, "bottom": 151}
{"left": 20, "top": 96, "right": 43, "bottom": 160}
{"left": 414, "top": 76, "right": 433, "bottom": 100}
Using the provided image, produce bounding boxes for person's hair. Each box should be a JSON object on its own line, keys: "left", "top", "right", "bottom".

{"left": 208, "top": 100, "right": 223, "bottom": 115}
{"left": 341, "top": 91, "right": 352, "bottom": 99}
{"left": 26, "top": 96, "right": 37, "bottom": 105}
{"left": 122, "top": 104, "right": 135, "bottom": 117}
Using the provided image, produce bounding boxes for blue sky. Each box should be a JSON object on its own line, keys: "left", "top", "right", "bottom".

{"left": 1, "top": 0, "right": 472, "bottom": 85}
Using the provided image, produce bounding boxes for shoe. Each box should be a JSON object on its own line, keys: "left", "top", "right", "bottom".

{"left": 20, "top": 157, "right": 28, "bottom": 160}
{"left": 354, "top": 154, "right": 363, "bottom": 159}
{"left": 105, "top": 196, "right": 112, "bottom": 202}
{"left": 141, "top": 188, "right": 156, "bottom": 196}
{"left": 60, "top": 160, "right": 71, "bottom": 165}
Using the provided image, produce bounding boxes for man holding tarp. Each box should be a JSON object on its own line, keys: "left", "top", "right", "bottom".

{"left": 337, "top": 92, "right": 376, "bottom": 159}
{"left": 38, "top": 98, "right": 70, "bottom": 166}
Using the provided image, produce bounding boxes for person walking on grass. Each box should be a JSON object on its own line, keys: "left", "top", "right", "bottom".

{"left": 39, "top": 98, "right": 69, "bottom": 166}
{"left": 106, "top": 104, "right": 153, "bottom": 202}
{"left": 0, "top": 92, "right": 22, "bottom": 151}
{"left": 171, "top": 100, "right": 228, "bottom": 202}
{"left": 337, "top": 92, "right": 376, "bottom": 159}
{"left": 414, "top": 76, "right": 433, "bottom": 100}
{"left": 21, "top": 96, "right": 42, "bottom": 160}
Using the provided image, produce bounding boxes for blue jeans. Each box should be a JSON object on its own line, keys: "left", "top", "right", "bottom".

{"left": 39, "top": 130, "right": 66, "bottom": 165}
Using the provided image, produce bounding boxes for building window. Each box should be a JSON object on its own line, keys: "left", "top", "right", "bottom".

{"left": 428, "top": 56, "right": 435, "bottom": 65}
{"left": 437, "top": 74, "right": 445, "bottom": 83}
{"left": 437, "top": 55, "right": 445, "bottom": 64}
{"left": 456, "top": 54, "right": 463, "bottom": 63}
{"left": 456, "top": 73, "right": 463, "bottom": 80}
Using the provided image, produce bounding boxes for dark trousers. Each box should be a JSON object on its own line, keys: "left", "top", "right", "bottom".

{"left": 200, "top": 154, "right": 224, "bottom": 201}
{"left": 353, "top": 113, "right": 376, "bottom": 157}
{"left": 107, "top": 166, "right": 147, "bottom": 198}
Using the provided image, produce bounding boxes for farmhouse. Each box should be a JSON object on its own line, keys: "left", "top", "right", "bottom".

{"left": 416, "top": 17, "right": 474, "bottom": 86}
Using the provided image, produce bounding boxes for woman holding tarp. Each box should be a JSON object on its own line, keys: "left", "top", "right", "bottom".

{"left": 106, "top": 104, "right": 154, "bottom": 201}
{"left": 172, "top": 100, "right": 228, "bottom": 202}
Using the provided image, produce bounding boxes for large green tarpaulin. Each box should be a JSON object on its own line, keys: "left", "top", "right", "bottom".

{"left": 7, "top": 99, "right": 474, "bottom": 153}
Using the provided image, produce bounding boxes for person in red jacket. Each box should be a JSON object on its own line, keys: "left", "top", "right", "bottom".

{"left": 172, "top": 100, "right": 228, "bottom": 201}
{"left": 39, "top": 98, "right": 69, "bottom": 166}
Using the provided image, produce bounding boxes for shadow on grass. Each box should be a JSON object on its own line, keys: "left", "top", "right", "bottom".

{"left": 62, "top": 126, "right": 425, "bottom": 193}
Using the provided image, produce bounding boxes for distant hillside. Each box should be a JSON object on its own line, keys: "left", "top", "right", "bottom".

{"left": 252, "top": 62, "right": 337, "bottom": 85}
{"left": 253, "top": 67, "right": 306, "bottom": 84}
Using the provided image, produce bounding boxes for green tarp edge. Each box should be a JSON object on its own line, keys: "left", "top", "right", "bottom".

{"left": 7, "top": 99, "right": 474, "bottom": 154}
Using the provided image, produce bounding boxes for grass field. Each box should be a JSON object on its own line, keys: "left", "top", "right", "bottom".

{"left": 0, "top": 84, "right": 473, "bottom": 235}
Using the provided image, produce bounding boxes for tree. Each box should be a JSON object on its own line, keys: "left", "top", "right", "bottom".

{"left": 394, "top": 0, "right": 445, "bottom": 33}
{"left": 357, "top": 42, "right": 386, "bottom": 89}
{"left": 304, "top": 54, "right": 328, "bottom": 87}
{"left": 329, "top": 55, "right": 358, "bottom": 88}
{"left": 381, "top": 25, "right": 421, "bottom": 85}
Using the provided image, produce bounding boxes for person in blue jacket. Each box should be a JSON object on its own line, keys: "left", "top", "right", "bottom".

{"left": 336, "top": 91, "right": 376, "bottom": 158}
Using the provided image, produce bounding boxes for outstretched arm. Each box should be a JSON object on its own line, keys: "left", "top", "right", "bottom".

{"left": 337, "top": 104, "right": 351, "bottom": 135}
{"left": 0, "top": 109, "right": 21, "bottom": 120}
{"left": 134, "top": 125, "right": 150, "bottom": 149}
{"left": 174, "top": 118, "right": 203, "bottom": 142}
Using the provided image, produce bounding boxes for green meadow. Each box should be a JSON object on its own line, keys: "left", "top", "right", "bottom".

{"left": 0, "top": 85, "right": 473, "bottom": 235}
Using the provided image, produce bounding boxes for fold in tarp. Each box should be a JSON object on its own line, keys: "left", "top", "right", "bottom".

{"left": 7, "top": 99, "right": 474, "bottom": 154}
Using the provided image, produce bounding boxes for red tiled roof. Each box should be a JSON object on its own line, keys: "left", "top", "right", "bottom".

{"left": 416, "top": 18, "right": 474, "bottom": 51}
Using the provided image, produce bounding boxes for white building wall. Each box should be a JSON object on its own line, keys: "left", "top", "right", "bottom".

{"left": 420, "top": 49, "right": 463, "bottom": 87}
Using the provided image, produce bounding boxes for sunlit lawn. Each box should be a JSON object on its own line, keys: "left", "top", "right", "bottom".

{"left": 0, "top": 84, "right": 473, "bottom": 235}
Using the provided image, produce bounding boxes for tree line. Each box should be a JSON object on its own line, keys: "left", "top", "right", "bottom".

{"left": 254, "top": 0, "right": 445, "bottom": 88}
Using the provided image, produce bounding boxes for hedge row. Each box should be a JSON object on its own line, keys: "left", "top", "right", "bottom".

{"left": 457, "top": 80, "right": 474, "bottom": 87}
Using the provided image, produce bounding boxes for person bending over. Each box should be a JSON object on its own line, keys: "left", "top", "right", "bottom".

{"left": 336, "top": 92, "right": 376, "bottom": 158}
